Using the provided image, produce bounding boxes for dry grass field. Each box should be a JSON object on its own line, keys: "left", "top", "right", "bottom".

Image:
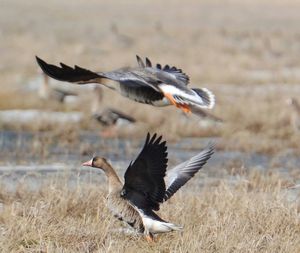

{"left": 0, "top": 171, "right": 299, "bottom": 253}
{"left": 1, "top": 0, "right": 300, "bottom": 252}
{"left": 1, "top": 0, "right": 300, "bottom": 153}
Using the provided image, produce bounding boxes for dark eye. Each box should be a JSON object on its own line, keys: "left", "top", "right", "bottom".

{"left": 120, "top": 189, "right": 126, "bottom": 197}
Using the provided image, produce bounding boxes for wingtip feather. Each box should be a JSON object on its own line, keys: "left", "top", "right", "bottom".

{"left": 35, "top": 56, "right": 45, "bottom": 67}
{"left": 145, "top": 57, "right": 152, "bottom": 67}
{"left": 145, "top": 132, "right": 151, "bottom": 145}
{"left": 154, "top": 135, "right": 163, "bottom": 145}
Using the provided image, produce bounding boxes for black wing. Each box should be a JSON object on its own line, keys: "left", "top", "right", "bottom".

{"left": 36, "top": 56, "right": 104, "bottom": 84}
{"left": 123, "top": 133, "right": 168, "bottom": 211}
{"left": 164, "top": 144, "right": 214, "bottom": 201}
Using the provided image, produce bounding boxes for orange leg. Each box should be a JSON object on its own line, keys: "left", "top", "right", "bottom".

{"left": 180, "top": 103, "right": 191, "bottom": 114}
{"left": 163, "top": 92, "right": 177, "bottom": 106}
{"left": 163, "top": 93, "right": 191, "bottom": 114}
{"left": 145, "top": 233, "right": 154, "bottom": 243}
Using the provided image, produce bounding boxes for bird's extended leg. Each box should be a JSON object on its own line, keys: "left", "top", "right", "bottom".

{"left": 163, "top": 92, "right": 191, "bottom": 114}
{"left": 179, "top": 103, "right": 191, "bottom": 114}
{"left": 145, "top": 232, "right": 154, "bottom": 243}
{"left": 163, "top": 92, "right": 177, "bottom": 106}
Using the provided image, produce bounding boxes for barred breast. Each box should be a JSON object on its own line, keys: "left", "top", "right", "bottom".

{"left": 107, "top": 192, "right": 144, "bottom": 233}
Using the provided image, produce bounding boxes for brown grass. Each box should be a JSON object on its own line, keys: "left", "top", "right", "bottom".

{"left": 0, "top": 0, "right": 300, "bottom": 154}
{"left": 2, "top": 0, "right": 300, "bottom": 153}
{"left": 1, "top": 83, "right": 299, "bottom": 154}
{"left": 0, "top": 171, "right": 299, "bottom": 253}
{"left": 1, "top": 2, "right": 300, "bottom": 252}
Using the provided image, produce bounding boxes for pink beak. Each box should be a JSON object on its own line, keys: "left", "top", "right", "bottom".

{"left": 82, "top": 158, "right": 93, "bottom": 167}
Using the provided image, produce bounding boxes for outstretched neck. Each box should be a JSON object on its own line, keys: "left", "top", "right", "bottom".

{"left": 101, "top": 161, "right": 122, "bottom": 193}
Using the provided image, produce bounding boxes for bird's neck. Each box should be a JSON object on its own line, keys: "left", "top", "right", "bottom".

{"left": 102, "top": 162, "right": 122, "bottom": 193}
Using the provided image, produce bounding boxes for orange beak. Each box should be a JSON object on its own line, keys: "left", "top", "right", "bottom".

{"left": 82, "top": 158, "right": 93, "bottom": 167}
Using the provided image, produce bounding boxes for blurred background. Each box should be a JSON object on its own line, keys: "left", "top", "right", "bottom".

{"left": 1, "top": 1, "right": 300, "bottom": 251}
{"left": 0, "top": 0, "right": 300, "bottom": 175}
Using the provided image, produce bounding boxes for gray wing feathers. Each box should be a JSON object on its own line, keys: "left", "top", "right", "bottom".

{"left": 136, "top": 55, "right": 145, "bottom": 68}
{"left": 145, "top": 57, "right": 152, "bottom": 67}
{"left": 135, "top": 55, "right": 190, "bottom": 85}
{"left": 159, "top": 64, "right": 189, "bottom": 84}
{"left": 164, "top": 145, "right": 214, "bottom": 201}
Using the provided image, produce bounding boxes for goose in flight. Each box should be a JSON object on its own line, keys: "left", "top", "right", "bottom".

{"left": 36, "top": 56, "right": 215, "bottom": 114}
{"left": 82, "top": 133, "right": 214, "bottom": 241}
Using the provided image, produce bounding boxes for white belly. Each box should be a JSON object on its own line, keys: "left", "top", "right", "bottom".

{"left": 143, "top": 217, "right": 174, "bottom": 234}
{"left": 141, "top": 217, "right": 182, "bottom": 234}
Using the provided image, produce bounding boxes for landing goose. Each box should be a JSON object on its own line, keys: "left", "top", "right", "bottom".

{"left": 36, "top": 56, "right": 215, "bottom": 114}
{"left": 82, "top": 133, "right": 214, "bottom": 241}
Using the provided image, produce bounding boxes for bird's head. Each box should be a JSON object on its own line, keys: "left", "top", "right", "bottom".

{"left": 82, "top": 156, "right": 109, "bottom": 171}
